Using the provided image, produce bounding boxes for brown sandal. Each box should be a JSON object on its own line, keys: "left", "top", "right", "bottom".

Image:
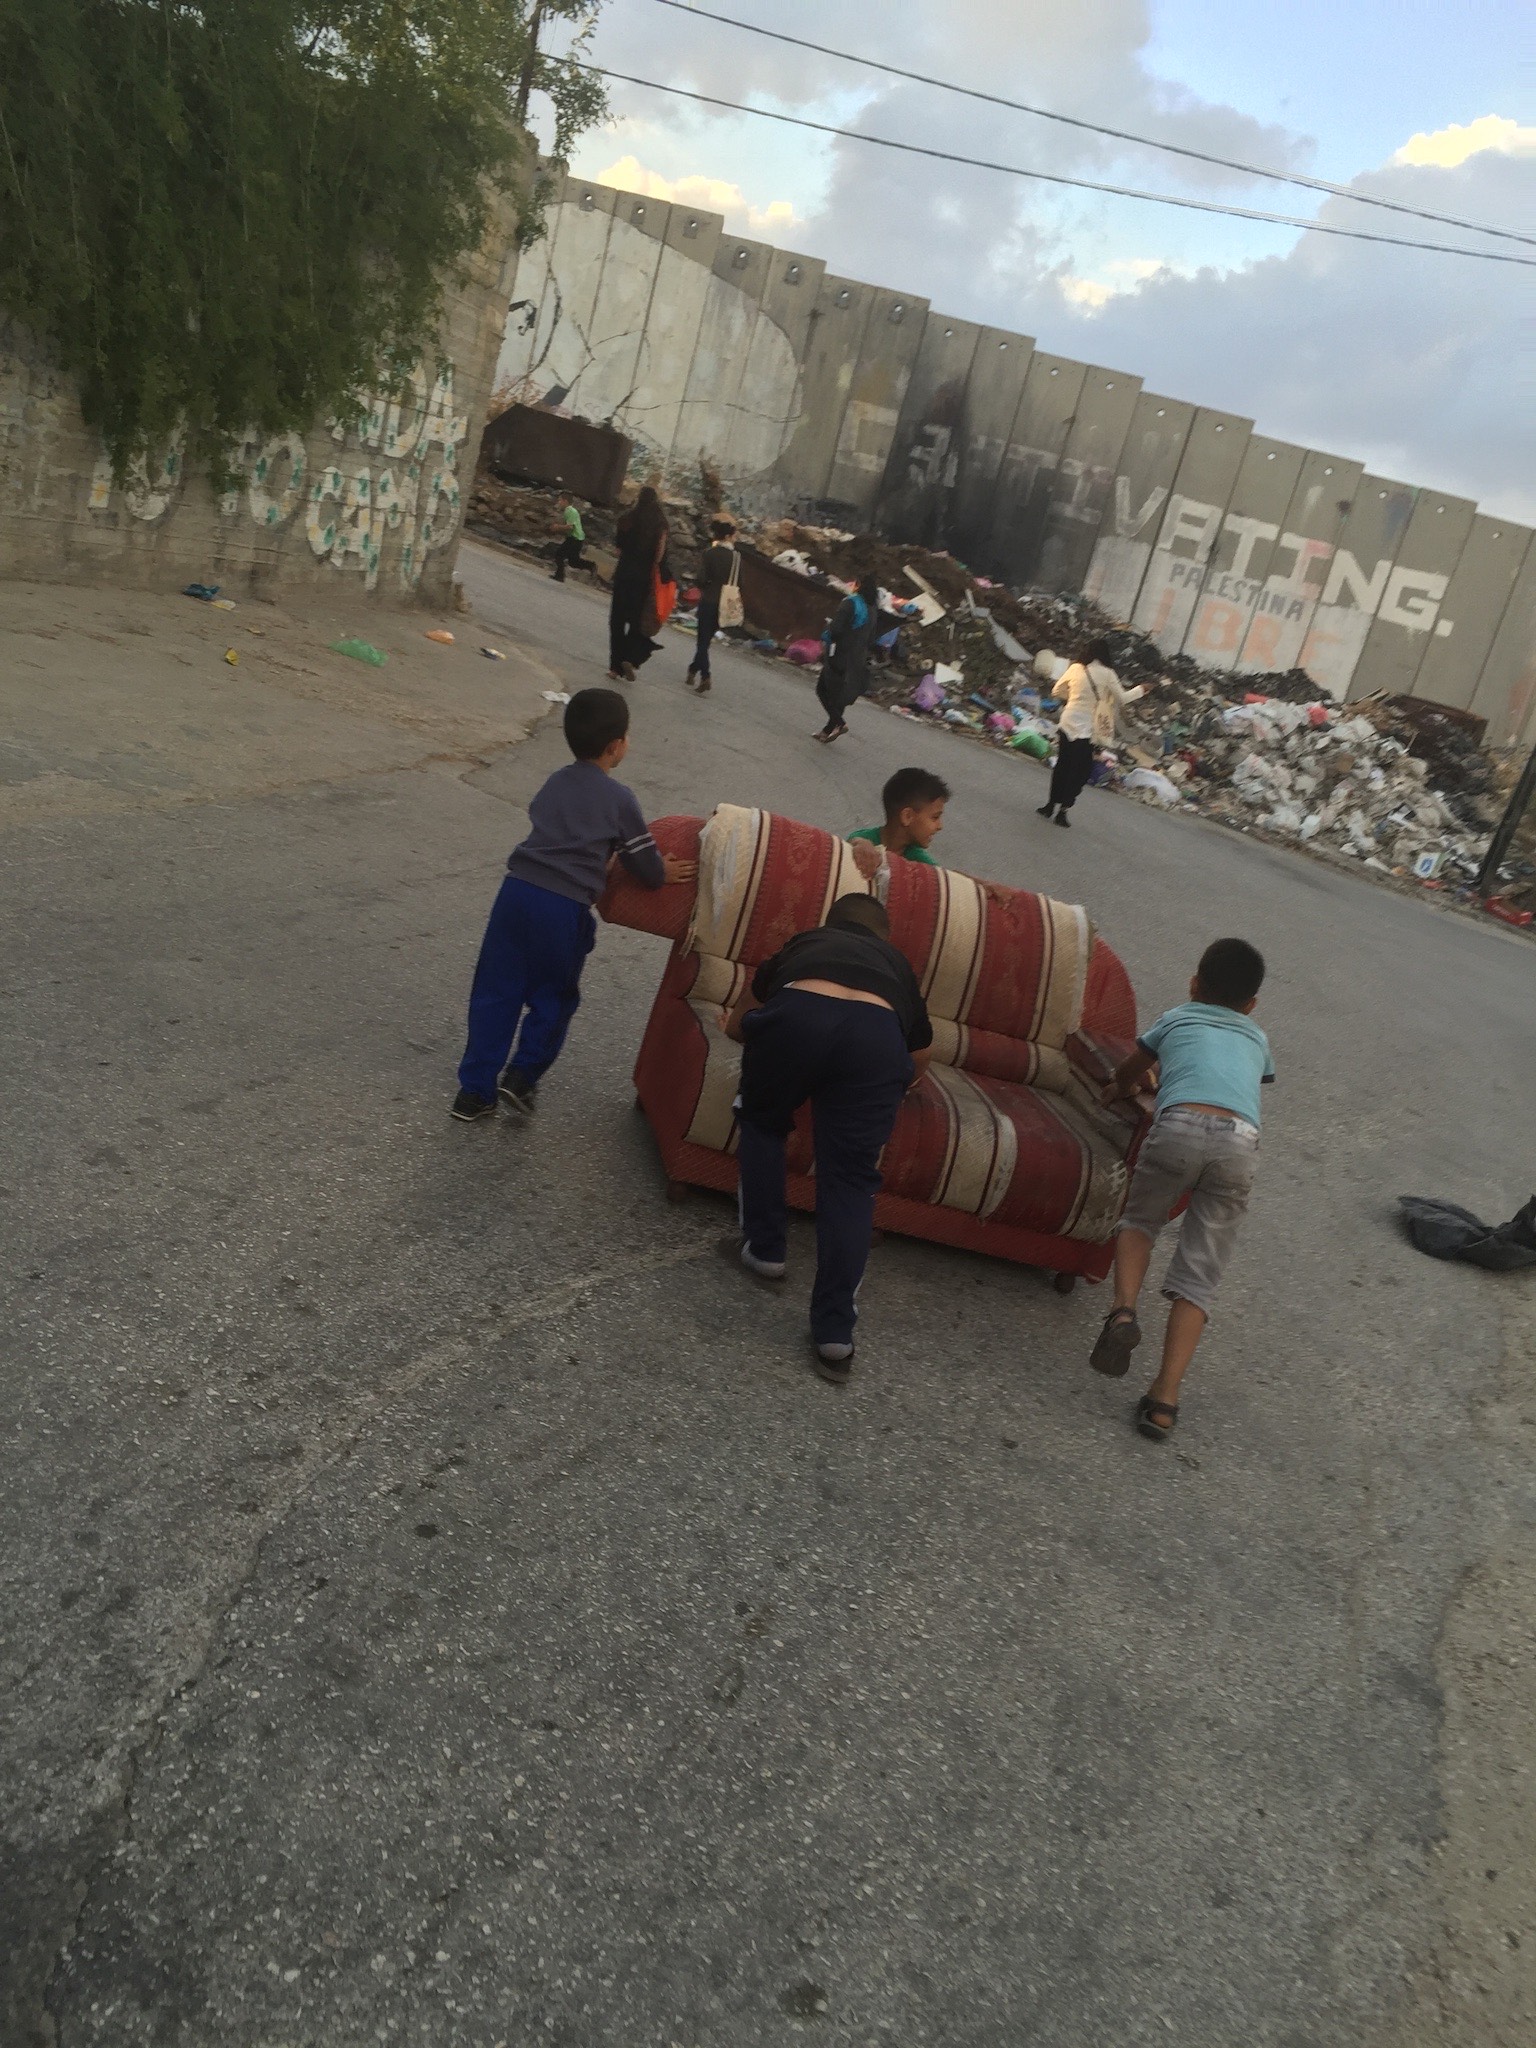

{"left": 1134, "top": 1395, "right": 1178, "bottom": 1441}
{"left": 1090, "top": 1307, "right": 1141, "bottom": 1378}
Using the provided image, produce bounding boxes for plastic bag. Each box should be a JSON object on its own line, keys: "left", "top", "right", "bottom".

{"left": 329, "top": 638, "right": 387, "bottom": 666}
{"left": 1398, "top": 1194, "right": 1536, "bottom": 1271}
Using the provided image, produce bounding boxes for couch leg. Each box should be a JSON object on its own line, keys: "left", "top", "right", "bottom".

{"left": 665, "top": 1178, "right": 692, "bottom": 1204}
{"left": 1052, "top": 1270, "right": 1076, "bottom": 1295}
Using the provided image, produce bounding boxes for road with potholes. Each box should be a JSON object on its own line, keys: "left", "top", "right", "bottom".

{"left": 4, "top": 540, "right": 1535, "bottom": 2045}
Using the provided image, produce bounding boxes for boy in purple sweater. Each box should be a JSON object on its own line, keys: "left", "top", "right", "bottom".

{"left": 451, "top": 690, "right": 694, "bottom": 1121}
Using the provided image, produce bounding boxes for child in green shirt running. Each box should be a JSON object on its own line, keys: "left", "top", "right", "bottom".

{"left": 552, "top": 493, "right": 591, "bottom": 582}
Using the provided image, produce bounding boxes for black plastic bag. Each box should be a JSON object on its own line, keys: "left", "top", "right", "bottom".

{"left": 1398, "top": 1194, "right": 1536, "bottom": 1271}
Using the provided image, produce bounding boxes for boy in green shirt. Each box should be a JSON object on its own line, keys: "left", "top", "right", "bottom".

{"left": 552, "top": 493, "right": 591, "bottom": 582}
{"left": 848, "top": 767, "right": 949, "bottom": 881}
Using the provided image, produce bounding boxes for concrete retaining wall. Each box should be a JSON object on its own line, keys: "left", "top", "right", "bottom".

{"left": 495, "top": 169, "right": 1536, "bottom": 740}
{"left": 1, "top": 211, "right": 514, "bottom": 608}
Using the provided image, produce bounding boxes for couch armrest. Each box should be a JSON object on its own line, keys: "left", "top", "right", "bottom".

{"left": 596, "top": 814, "right": 702, "bottom": 941}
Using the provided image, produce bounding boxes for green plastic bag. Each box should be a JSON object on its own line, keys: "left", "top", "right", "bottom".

{"left": 329, "top": 637, "right": 387, "bottom": 666}
{"left": 1011, "top": 729, "right": 1051, "bottom": 760}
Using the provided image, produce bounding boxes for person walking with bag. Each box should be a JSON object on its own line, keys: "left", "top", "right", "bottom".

{"left": 608, "top": 486, "right": 670, "bottom": 680}
{"left": 813, "top": 574, "right": 880, "bottom": 742}
{"left": 686, "top": 519, "right": 741, "bottom": 695}
{"left": 1038, "top": 638, "right": 1152, "bottom": 827}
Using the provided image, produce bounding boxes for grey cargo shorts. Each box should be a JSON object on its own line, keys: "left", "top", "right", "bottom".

{"left": 1118, "top": 1105, "right": 1259, "bottom": 1316}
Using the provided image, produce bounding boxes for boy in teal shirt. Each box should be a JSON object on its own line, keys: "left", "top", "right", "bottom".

{"left": 1091, "top": 938, "right": 1274, "bottom": 1441}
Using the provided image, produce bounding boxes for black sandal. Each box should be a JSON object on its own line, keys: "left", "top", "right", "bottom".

{"left": 1090, "top": 1307, "right": 1141, "bottom": 1378}
{"left": 1134, "top": 1395, "right": 1178, "bottom": 1441}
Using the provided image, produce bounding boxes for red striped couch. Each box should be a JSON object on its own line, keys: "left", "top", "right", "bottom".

{"left": 599, "top": 805, "right": 1150, "bottom": 1285}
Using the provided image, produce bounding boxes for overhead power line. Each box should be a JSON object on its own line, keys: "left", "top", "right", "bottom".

{"left": 575, "top": 66, "right": 1536, "bottom": 268}
{"left": 646, "top": 0, "right": 1536, "bottom": 251}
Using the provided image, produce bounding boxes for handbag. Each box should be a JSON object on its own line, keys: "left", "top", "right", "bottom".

{"left": 717, "top": 549, "right": 744, "bottom": 629}
{"left": 649, "top": 562, "right": 677, "bottom": 632}
{"left": 1087, "top": 667, "right": 1118, "bottom": 745}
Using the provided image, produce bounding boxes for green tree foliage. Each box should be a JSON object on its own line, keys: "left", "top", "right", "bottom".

{"left": 0, "top": 1, "right": 606, "bottom": 478}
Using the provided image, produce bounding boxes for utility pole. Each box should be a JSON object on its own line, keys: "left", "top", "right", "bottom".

{"left": 514, "top": 0, "right": 545, "bottom": 126}
{"left": 1476, "top": 738, "right": 1536, "bottom": 895}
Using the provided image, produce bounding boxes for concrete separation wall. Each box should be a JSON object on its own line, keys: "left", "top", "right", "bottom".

{"left": 1, "top": 210, "right": 514, "bottom": 609}
{"left": 495, "top": 169, "right": 1536, "bottom": 741}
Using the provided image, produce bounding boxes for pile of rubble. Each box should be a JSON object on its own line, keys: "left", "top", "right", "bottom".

{"left": 733, "top": 516, "right": 1519, "bottom": 899}
{"left": 463, "top": 459, "right": 1531, "bottom": 919}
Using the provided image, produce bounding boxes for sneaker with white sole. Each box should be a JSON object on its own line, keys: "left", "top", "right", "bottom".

{"left": 717, "top": 1234, "right": 785, "bottom": 1282}
{"left": 498, "top": 1072, "right": 537, "bottom": 1116}
{"left": 813, "top": 1340, "right": 854, "bottom": 1384}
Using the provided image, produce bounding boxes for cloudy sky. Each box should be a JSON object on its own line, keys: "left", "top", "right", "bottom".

{"left": 538, "top": 0, "right": 1535, "bottom": 523}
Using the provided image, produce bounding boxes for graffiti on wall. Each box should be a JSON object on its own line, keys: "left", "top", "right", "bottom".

{"left": 85, "top": 364, "right": 468, "bottom": 592}
{"left": 1108, "top": 493, "right": 1456, "bottom": 690}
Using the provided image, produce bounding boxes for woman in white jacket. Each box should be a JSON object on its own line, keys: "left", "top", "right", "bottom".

{"left": 1038, "top": 638, "right": 1151, "bottom": 828}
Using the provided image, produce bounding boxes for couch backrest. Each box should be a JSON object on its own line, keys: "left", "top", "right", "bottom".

{"left": 692, "top": 805, "right": 1093, "bottom": 1049}
{"left": 599, "top": 808, "right": 1139, "bottom": 1074}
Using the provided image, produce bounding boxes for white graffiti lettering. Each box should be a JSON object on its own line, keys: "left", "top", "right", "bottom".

{"left": 85, "top": 362, "right": 467, "bottom": 594}
{"left": 1110, "top": 477, "right": 1166, "bottom": 538}
{"left": 1378, "top": 565, "right": 1449, "bottom": 632}
{"left": 1321, "top": 549, "right": 1393, "bottom": 613}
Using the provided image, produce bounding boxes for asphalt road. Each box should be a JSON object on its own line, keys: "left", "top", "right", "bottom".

{"left": 4, "top": 541, "right": 1534, "bottom": 2046}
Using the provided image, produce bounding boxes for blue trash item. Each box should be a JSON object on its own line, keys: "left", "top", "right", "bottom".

{"left": 184, "top": 582, "right": 220, "bottom": 601}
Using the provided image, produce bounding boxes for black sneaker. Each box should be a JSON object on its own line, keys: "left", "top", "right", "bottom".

{"left": 451, "top": 1089, "right": 496, "bottom": 1121}
{"left": 498, "top": 1072, "right": 537, "bottom": 1116}
{"left": 812, "top": 1339, "right": 854, "bottom": 1384}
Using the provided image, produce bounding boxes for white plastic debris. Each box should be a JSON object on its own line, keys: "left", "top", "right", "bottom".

{"left": 1123, "top": 768, "right": 1182, "bottom": 806}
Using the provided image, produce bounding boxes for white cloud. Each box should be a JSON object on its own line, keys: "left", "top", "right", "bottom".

{"left": 591, "top": 154, "right": 802, "bottom": 238}
{"left": 1060, "top": 257, "right": 1171, "bottom": 307}
{"left": 1393, "top": 114, "right": 1536, "bottom": 168}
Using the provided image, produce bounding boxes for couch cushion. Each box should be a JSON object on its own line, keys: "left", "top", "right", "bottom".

{"left": 660, "top": 989, "right": 1136, "bottom": 1244}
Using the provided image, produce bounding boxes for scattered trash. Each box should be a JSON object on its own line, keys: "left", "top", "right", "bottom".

{"left": 464, "top": 459, "right": 1531, "bottom": 919}
{"left": 183, "top": 583, "right": 220, "bottom": 601}
{"left": 424, "top": 629, "right": 455, "bottom": 644}
{"left": 1398, "top": 1193, "right": 1536, "bottom": 1271}
{"left": 245, "top": 625, "right": 265, "bottom": 637}
{"left": 329, "top": 638, "right": 387, "bottom": 666}
{"left": 1485, "top": 896, "right": 1535, "bottom": 928}
{"left": 223, "top": 648, "right": 239, "bottom": 667}
{"left": 540, "top": 689, "right": 571, "bottom": 704}
{"left": 480, "top": 646, "right": 506, "bottom": 660}
{"left": 1123, "top": 767, "right": 1182, "bottom": 807}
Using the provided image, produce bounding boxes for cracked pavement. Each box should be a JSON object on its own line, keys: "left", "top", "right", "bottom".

{"left": 3, "top": 543, "right": 1534, "bottom": 2044}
